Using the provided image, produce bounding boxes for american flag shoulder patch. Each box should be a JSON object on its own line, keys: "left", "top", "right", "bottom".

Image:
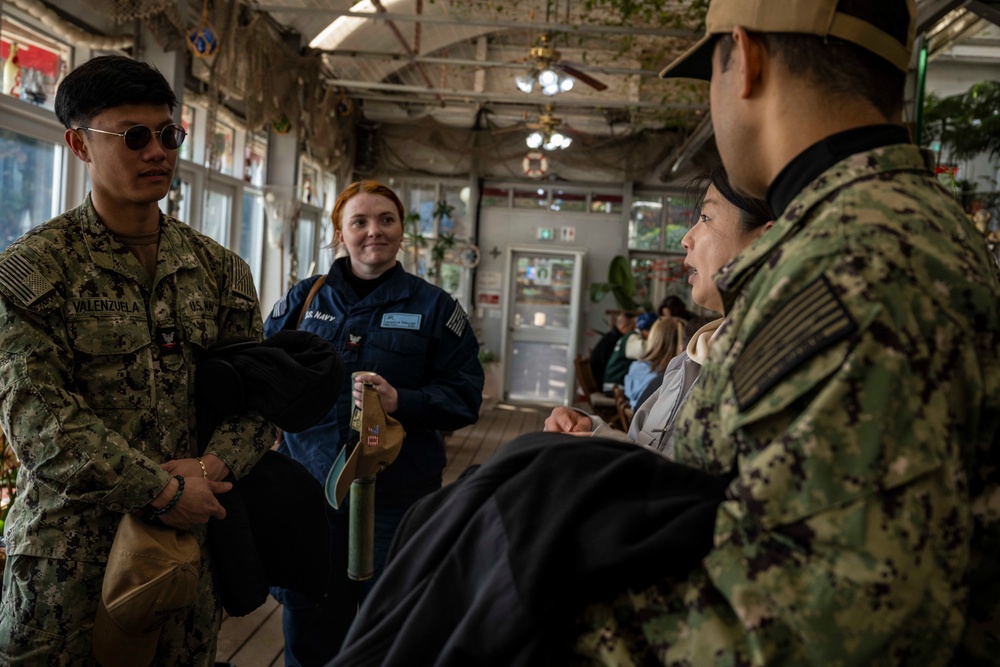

{"left": 229, "top": 255, "right": 256, "bottom": 301}
{"left": 731, "top": 274, "right": 856, "bottom": 411}
{"left": 0, "top": 253, "right": 56, "bottom": 309}
{"left": 445, "top": 299, "right": 468, "bottom": 338}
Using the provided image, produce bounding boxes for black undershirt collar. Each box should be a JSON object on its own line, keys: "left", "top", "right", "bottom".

{"left": 766, "top": 124, "right": 912, "bottom": 219}
{"left": 335, "top": 258, "right": 401, "bottom": 300}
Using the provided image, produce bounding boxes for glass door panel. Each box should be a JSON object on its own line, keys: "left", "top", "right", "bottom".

{"left": 503, "top": 249, "right": 585, "bottom": 405}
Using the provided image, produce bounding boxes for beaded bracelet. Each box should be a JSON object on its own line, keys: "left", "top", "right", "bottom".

{"left": 150, "top": 475, "right": 185, "bottom": 516}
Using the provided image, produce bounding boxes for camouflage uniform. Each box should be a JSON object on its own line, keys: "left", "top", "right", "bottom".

{"left": 0, "top": 196, "right": 276, "bottom": 664}
{"left": 572, "top": 144, "right": 1000, "bottom": 665}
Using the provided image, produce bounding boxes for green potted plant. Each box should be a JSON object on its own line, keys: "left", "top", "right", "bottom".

{"left": 428, "top": 200, "right": 457, "bottom": 285}
{"left": 589, "top": 254, "right": 649, "bottom": 312}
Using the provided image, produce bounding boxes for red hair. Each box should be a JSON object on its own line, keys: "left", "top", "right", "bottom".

{"left": 330, "top": 180, "right": 405, "bottom": 234}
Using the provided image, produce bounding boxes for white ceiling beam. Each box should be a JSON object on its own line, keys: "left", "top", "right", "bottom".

{"left": 322, "top": 49, "right": 660, "bottom": 77}
{"left": 326, "top": 78, "right": 706, "bottom": 110}
{"left": 255, "top": 7, "right": 700, "bottom": 38}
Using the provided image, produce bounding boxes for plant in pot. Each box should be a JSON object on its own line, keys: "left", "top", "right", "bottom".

{"left": 476, "top": 329, "right": 501, "bottom": 413}
{"left": 589, "top": 254, "right": 649, "bottom": 314}
{"left": 428, "top": 200, "right": 457, "bottom": 285}
{"left": 404, "top": 211, "right": 426, "bottom": 274}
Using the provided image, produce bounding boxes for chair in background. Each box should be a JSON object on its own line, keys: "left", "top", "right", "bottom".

{"left": 573, "top": 354, "right": 622, "bottom": 429}
{"left": 612, "top": 385, "right": 634, "bottom": 432}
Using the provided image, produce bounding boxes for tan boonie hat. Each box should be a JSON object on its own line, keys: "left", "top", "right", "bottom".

{"left": 325, "top": 380, "right": 406, "bottom": 509}
{"left": 92, "top": 515, "right": 200, "bottom": 667}
{"left": 660, "top": 0, "right": 917, "bottom": 80}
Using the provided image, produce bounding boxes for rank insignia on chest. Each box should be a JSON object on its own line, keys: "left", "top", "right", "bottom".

{"left": 156, "top": 326, "right": 182, "bottom": 356}
{"left": 346, "top": 331, "right": 363, "bottom": 349}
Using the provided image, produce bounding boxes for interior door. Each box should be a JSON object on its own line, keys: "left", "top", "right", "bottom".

{"left": 501, "top": 246, "right": 585, "bottom": 405}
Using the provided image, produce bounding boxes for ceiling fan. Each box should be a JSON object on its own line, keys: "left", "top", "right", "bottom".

{"left": 489, "top": 105, "right": 574, "bottom": 150}
{"left": 514, "top": 33, "right": 609, "bottom": 95}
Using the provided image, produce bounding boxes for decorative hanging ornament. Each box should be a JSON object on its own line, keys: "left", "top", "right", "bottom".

{"left": 186, "top": 0, "right": 219, "bottom": 59}
{"left": 522, "top": 151, "right": 548, "bottom": 179}
{"left": 273, "top": 114, "right": 293, "bottom": 134}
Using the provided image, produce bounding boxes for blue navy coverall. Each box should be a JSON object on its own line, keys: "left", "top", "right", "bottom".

{"left": 264, "top": 257, "right": 483, "bottom": 665}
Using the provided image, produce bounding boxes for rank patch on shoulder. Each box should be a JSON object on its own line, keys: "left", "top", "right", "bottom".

{"left": 731, "top": 275, "right": 856, "bottom": 411}
{"left": 272, "top": 296, "right": 288, "bottom": 319}
{"left": 445, "top": 300, "right": 468, "bottom": 338}
{"left": 157, "top": 326, "right": 182, "bottom": 356}
{"left": 0, "top": 254, "right": 55, "bottom": 308}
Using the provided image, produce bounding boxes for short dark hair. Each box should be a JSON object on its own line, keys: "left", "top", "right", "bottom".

{"left": 689, "top": 161, "right": 773, "bottom": 234}
{"left": 716, "top": 0, "right": 909, "bottom": 119}
{"left": 658, "top": 295, "right": 691, "bottom": 320}
{"left": 55, "top": 55, "right": 177, "bottom": 129}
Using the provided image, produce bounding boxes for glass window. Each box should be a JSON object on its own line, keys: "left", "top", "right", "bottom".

{"left": 629, "top": 197, "right": 663, "bottom": 250}
{"left": 300, "top": 162, "right": 318, "bottom": 205}
{"left": 317, "top": 217, "right": 335, "bottom": 274}
{"left": 592, "top": 193, "right": 623, "bottom": 214}
{"left": 514, "top": 188, "right": 547, "bottom": 209}
{"left": 0, "top": 16, "right": 71, "bottom": 113}
{"left": 207, "top": 120, "right": 234, "bottom": 175}
{"left": 441, "top": 185, "right": 469, "bottom": 238}
{"left": 408, "top": 184, "right": 437, "bottom": 236}
{"left": 203, "top": 188, "right": 232, "bottom": 245}
{"left": 163, "top": 175, "right": 191, "bottom": 221}
{"left": 0, "top": 128, "right": 62, "bottom": 250}
{"left": 630, "top": 254, "right": 690, "bottom": 311}
{"left": 179, "top": 104, "right": 195, "bottom": 162}
{"left": 243, "top": 139, "right": 266, "bottom": 187}
{"left": 629, "top": 192, "right": 696, "bottom": 252}
{"left": 240, "top": 190, "right": 264, "bottom": 289}
{"left": 551, "top": 190, "right": 586, "bottom": 212}
{"left": 296, "top": 214, "right": 317, "bottom": 279}
{"left": 481, "top": 186, "right": 509, "bottom": 208}
{"left": 664, "top": 195, "right": 696, "bottom": 252}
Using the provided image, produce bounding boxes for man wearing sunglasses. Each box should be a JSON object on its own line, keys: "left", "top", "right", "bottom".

{"left": 0, "top": 55, "right": 275, "bottom": 664}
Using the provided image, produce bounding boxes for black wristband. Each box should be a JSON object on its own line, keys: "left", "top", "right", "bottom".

{"left": 150, "top": 475, "right": 184, "bottom": 516}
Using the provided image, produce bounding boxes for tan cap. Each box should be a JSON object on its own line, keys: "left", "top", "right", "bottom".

{"left": 325, "top": 381, "right": 406, "bottom": 509}
{"left": 92, "top": 515, "right": 200, "bottom": 667}
{"left": 660, "top": 0, "right": 916, "bottom": 80}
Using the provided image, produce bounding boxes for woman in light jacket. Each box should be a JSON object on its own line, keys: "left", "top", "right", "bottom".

{"left": 545, "top": 162, "right": 773, "bottom": 456}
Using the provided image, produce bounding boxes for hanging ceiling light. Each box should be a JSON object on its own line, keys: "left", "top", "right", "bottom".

{"left": 524, "top": 110, "right": 573, "bottom": 151}
{"left": 515, "top": 34, "right": 578, "bottom": 97}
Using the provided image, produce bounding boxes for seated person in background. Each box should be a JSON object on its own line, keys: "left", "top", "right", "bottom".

{"left": 547, "top": 161, "right": 773, "bottom": 456}
{"left": 631, "top": 314, "right": 718, "bottom": 409}
{"left": 657, "top": 294, "right": 692, "bottom": 322}
{"left": 623, "top": 316, "right": 685, "bottom": 410}
{"left": 589, "top": 312, "right": 634, "bottom": 389}
{"left": 603, "top": 311, "right": 655, "bottom": 392}
{"left": 624, "top": 311, "right": 657, "bottom": 360}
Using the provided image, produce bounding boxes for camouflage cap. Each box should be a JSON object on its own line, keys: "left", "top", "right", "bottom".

{"left": 325, "top": 381, "right": 406, "bottom": 509}
{"left": 660, "top": 0, "right": 917, "bottom": 80}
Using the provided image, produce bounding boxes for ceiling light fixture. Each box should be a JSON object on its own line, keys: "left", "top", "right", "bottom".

{"left": 525, "top": 110, "right": 573, "bottom": 151}
{"left": 515, "top": 35, "right": 577, "bottom": 96}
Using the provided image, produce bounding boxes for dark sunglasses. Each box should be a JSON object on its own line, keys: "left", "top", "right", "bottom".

{"left": 76, "top": 123, "right": 187, "bottom": 151}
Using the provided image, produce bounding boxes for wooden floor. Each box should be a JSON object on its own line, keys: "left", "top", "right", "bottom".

{"left": 215, "top": 400, "right": 550, "bottom": 665}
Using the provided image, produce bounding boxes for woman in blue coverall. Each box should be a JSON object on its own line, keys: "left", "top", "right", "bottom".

{"left": 264, "top": 180, "right": 484, "bottom": 665}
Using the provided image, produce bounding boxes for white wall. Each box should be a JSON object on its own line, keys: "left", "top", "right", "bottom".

{"left": 473, "top": 206, "right": 627, "bottom": 375}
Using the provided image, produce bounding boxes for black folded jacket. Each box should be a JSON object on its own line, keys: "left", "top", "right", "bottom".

{"left": 196, "top": 330, "right": 345, "bottom": 616}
